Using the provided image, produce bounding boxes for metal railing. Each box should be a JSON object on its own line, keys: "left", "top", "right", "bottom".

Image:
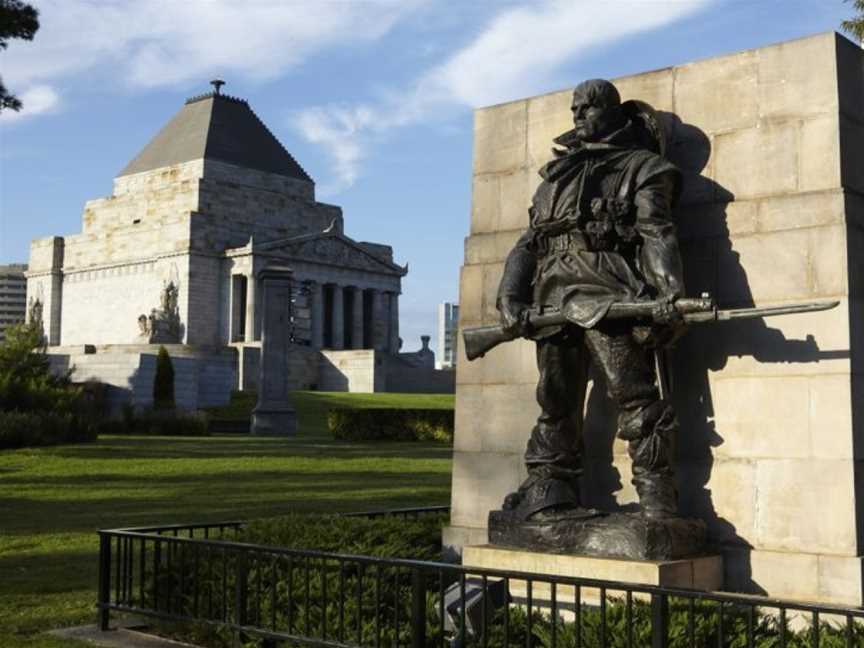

{"left": 98, "top": 513, "right": 864, "bottom": 647}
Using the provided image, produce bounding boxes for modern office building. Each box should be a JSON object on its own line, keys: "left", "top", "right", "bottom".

{"left": 0, "top": 264, "right": 27, "bottom": 343}
{"left": 436, "top": 302, "right": 459, "bottom": 369}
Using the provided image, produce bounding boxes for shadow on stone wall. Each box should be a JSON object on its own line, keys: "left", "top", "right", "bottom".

{"left": 577, "top": 114, "right": 848, "bottom": 595}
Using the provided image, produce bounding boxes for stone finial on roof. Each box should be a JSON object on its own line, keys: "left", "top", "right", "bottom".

{"left": 210, "top": 79, "right": 225, "bottom": 95}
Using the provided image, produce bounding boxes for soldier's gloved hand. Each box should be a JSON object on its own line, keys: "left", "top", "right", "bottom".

{"left": 498, "top": 297, "right": 532, "bottom": 338}
{"left": 653, "top": 294, "right": 687, "bottom": 347}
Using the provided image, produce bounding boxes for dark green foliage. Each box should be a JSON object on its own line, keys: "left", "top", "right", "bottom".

{"left": 328, "top": 408, "right": 454, "bottom": 443}
{"left": 241, "top": 512, "right": 445, "bottom": 560}
{"left": 153, "top": 345, "right": 175, "bottom": 410}
{"left": 0, "top": 322, "right": 80, "bottom": 414}
{"left": 0, "top": 0, "right": 39, "bottom": 112}
{"left": 150, "top": 513, "right": 864, "bottom": 648}
{"left": 98, "top": 406, "right": 209, "bottom": 436}
{"left": 0, "top": 410, "right": 96, "bottom": 449}
{"left": 843, "top": 0, "right": 864, "bottom": 41}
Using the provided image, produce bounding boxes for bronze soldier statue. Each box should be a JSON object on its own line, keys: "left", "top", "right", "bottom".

{"left": 496, "top": 79, "right": 686, "bottom": 521}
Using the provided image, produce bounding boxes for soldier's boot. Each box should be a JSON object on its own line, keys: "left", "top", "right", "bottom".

{"left": 633, "top": 471, "right": 677, "bottom": 519}
{"left": 620, "top": 399, "right": 679, "bottom": 519}
{"left": 502, "top": 464, "right": 586, "bottom": 521}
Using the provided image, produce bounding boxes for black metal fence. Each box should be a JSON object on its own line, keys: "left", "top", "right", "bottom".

{"left": 98, "top": 512, "right": 864, "bottom": 647}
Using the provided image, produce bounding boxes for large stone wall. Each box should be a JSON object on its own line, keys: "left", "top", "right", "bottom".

{"left": 448, "top": 32, "right": 864, "bottom": 604}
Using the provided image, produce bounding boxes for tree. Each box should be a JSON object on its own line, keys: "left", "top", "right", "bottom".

{"left": 0, "top": 0, "right": 40, "bottom": 113}
{"left": 153, "top": 346, "right": 176, "bottom": 410}
{"left": 0, "top": 322, "right": 77, "bottom": 412}
{"left": 842, "top": 0, "right": 864, "bottom": 42}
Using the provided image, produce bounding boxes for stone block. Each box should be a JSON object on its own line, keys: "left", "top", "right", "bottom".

{"left": 745, "top": 550, "right": 819, "bottom": 600}
{"left": 457, "top": 383, "right": 538, "bottom": 454}
{"left": 458, "top": 264, "right": 484, "bottom": 326}
{"left": 818, "top": 555, "right": 864, "bottom": 604}
{"left": 526, "top": 90, "right": 572, "bottom": 176}
{"left": 474, "top": 101, "right": 528, "bottom": 176}
{"left": 441, "top": 525, "right": 489, "bottom": 558}
{"left": 678, "top": 459, "right": 756, "bottom": 545}
{"left": 713, "top": 122, "right": 798, "bottom": 200}
{"left": 616, "top": 67, "right": 675, "bottom": 113}
{"left": 716, "top": 229, "right": 809, "bottom": 304}
{"left": 754, "top": 458, "right": 857, "bottom": 555}
{"left": 481, "top": 262, "right": 505, "bottom": 323}
{"left": 464, "top": 230, "right": 524, "bottom": 266}
{"left": 710, "top": 375, "right": 810, "bottom": 459}
{"left": 456, "top": 330, "right": 537, "bottom": 387}
{"left": 756, "top": 190, "right": 845, "bottom": 233}
{"left": 449, "top": 450, "right": 523, "bottom": 528}
{"left": 462, "top": 545, "right": 723, "bottom": 594}
{"left": 798, "top": 115, "right": 841, "bottom": 193}
{"left": 674, "top": 50, "right": 758, "bottom": 133}
{"left": 757, "top": 33, "right": 838, "bottom": 119}
{"left": 809, "top": 374, "right": 854, "bottom": 460}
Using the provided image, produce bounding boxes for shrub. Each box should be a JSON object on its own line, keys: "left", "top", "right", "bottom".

{"left": 0, "top": 410, "right": 97, "bottom": 449}
{"left": 153, "top": 345, "right": 175, "bottom": 410}
{"left": 328, "top": 408, "right": 453, "bottom": 443}
{"left": 0, "top": 322, "right": 81, "bottom": 414}
{"left": 98, "top": 408, "right": 210, "bottom": 437}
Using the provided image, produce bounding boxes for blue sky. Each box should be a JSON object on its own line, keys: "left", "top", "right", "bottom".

{"left": 0, "top": 0, "right": 857, "bottom": 352}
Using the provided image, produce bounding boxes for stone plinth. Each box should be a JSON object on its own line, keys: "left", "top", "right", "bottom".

{"left": 463, "top": 545, "right": 722, "bottom": 609}
{"left": 251, "top": 266, "right": 296, "bottom": 436}
{"left": 448, "top": 32, "right": 864, "bottom": 605}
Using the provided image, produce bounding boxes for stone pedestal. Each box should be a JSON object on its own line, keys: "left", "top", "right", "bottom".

{"left": 251, "top": 266, "right": 296, "bottom": 436}
{"left": 463, "top": 545, "right": 723, "bottom": 608}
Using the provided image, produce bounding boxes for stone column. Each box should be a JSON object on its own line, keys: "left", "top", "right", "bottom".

{"left": 351, "top": 286, "right": 364, "bottom": 349}
{"left": 370, "top": 289, "right": 386, "bottom": 351}
{"left": 330, "top": 283, "right": 344, "bottom": 350}
{"left": 251, "top": 265, "right": 296, "bottom": 436}
{"left": 244, "top": 272, "right": 256, "bottom": 343}
{"left": 387, "top": 291, "right": 399, "bottom": 354}
{"left": 310, "top": 281, "right": 324, "bottom": 349}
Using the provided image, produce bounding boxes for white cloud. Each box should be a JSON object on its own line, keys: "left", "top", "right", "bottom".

{"left": 0, "top": 0, "right": 425, "bottom": 109}
{"left": 0, "top": 84, "right": 60, "bottom": 122}
{"left": 295, "top": 0, "right": 712, "bottom": 193}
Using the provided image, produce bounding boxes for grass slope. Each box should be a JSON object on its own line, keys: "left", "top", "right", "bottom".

{"left": 0, "top": 391, "right": 453, "bottom": 647}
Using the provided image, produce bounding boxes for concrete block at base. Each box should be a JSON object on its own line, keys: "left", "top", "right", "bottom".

{"left": 462, "top": 545, "right": 722, "bottom": 607}
{"left": 250, "top": 408, "right": 297, "bottom": 436}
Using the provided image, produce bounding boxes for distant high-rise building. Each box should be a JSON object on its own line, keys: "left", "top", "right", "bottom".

{"left": 0, "top": 264, "right": 28, "bottom": 342}
{"left": 436, "top": 302, "right": 459, "bottom": 369}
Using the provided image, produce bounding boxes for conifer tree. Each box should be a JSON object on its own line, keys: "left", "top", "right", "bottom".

{"left": 153, "top": 346, "right": 175, "bottom": 410}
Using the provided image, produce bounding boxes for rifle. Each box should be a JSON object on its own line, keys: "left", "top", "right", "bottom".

{"left": 462, "top": 295, "right": 840, "bottom": 361}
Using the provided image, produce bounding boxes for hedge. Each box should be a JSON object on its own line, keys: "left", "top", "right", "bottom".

{"left": 327, "top": 408, "right": 454, "bottom": 443}
{"left": 97, "top": 407, "right": 210, "bottom": 437}
{"left": 155, "top": 512, "right": 863, "bottom": 648}
{"left": 0, "top": 410, "right": 98, "bottom": 450}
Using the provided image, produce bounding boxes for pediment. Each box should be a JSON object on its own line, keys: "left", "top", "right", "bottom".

{"left": 254, "top": 233, "right": 405, "bottom": 275}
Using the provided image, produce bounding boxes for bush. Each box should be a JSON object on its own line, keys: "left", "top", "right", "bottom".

{"left": 0, "top": 410, "right": 97, "bottom": 449}
{"left": 328, "top": 408, "right": 453, "bottom": 443}
{"left": 98, "top": 408, "right": 210, "bottom": 437}
{"left": 153, "top": 345, "right": 175, "bottom": 410}
{"left": 241, "top": 511, "right": 445, "bottom": 560}
{"left": 0, "top": 322, "right": 81, "bottom": 414}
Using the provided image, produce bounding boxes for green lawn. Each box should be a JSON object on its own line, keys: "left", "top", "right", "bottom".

{"left": 0, "top": 391, "right": 454, "bottom": 647}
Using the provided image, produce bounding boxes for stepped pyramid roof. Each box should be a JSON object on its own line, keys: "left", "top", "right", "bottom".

{"left": 119, "top": 88, "right": 312, "bottom": 182}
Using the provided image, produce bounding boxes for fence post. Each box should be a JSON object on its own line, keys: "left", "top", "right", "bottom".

{"left": 97, "top": 533, "right": 112, "bottom": 631}
{"left": 235, "top": 551, "right": 248, "bottom": 628}
{"left": 411, "top": 568, "right": 426, "bottom": 648}
{"left": 651, "top": 592, "right": 669, "bottom": 648}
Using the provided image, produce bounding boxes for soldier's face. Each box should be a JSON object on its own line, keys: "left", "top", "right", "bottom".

{"left": 571, "top": 96, "right": 618, "bottom": 142}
